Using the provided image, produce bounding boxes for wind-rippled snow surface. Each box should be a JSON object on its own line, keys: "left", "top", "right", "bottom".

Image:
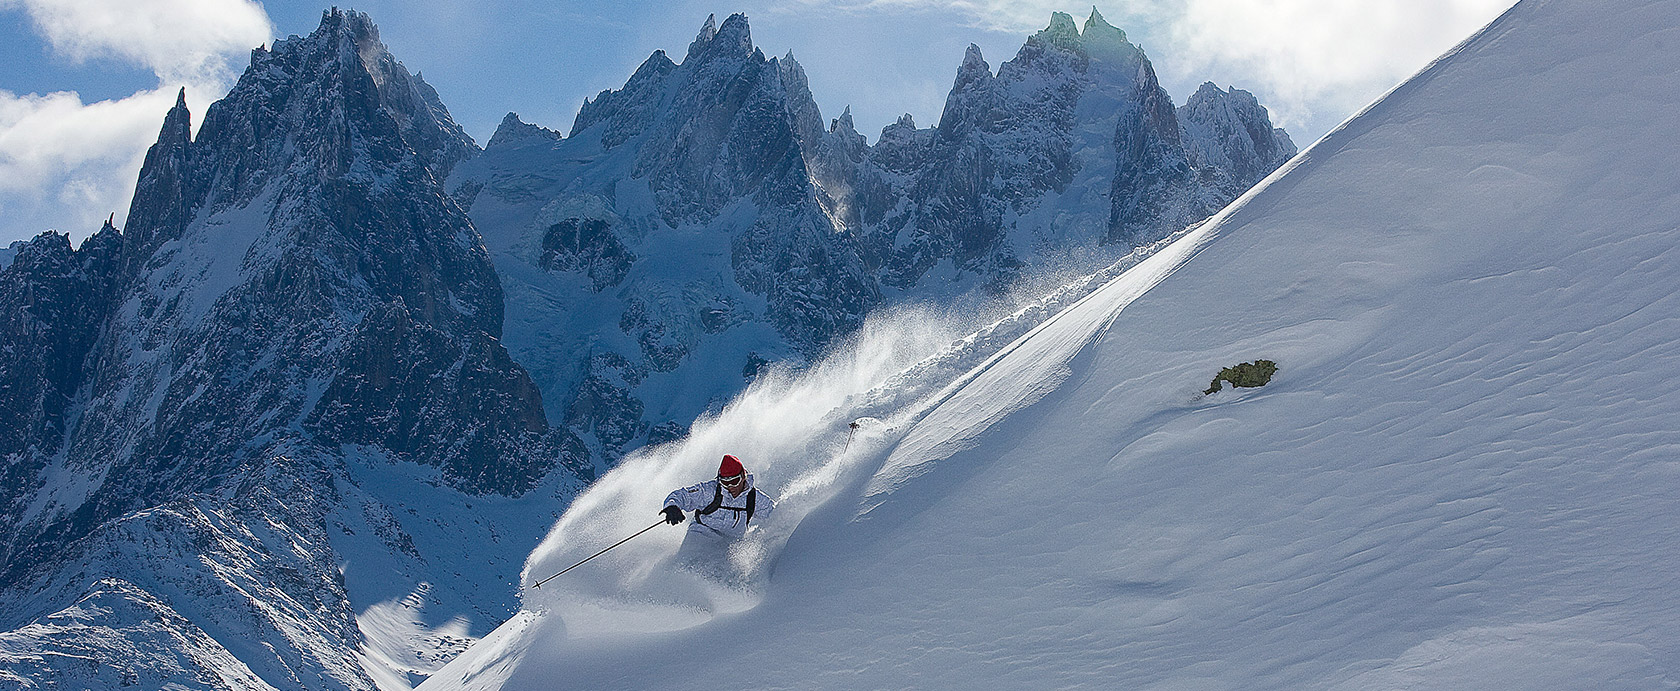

{"left": 423, "top": 1, "right": 1680, "bottom": 688}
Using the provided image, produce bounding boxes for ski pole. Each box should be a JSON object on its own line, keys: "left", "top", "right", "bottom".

{"left": 533, "top": 518, "right": 665, "bottom": 588}
{"left": 844, "top": 420, "right": 860, "bottom": 453}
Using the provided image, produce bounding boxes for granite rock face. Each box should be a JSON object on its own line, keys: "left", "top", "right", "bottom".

{"left": 456, "top": 13, "right": 890, "bottom": 468}
{"left": 0, "top": 225, "right": 126, "bottom": 551}
{"left": 1179, "top": 82, "right": 1298, "bottom": 201}
{"left": 0, "top": 10, "right": 587, "bottom": 690}
{"left": 538, "top": 218, "right": 636, "bottom": 291}
{"left": 1107, "top": 50, "right": 1203, "bottom": 246}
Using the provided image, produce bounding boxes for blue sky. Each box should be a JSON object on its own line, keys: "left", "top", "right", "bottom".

{"left": 0, "top": 0, "right": 1516, "bottom": 246}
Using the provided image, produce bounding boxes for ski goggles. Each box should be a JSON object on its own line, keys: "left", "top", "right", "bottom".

{"left": 718, "top": 473, "right": 745, "bottom": 487}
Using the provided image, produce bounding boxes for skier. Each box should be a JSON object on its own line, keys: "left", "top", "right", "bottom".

{"left": 661, "top": 454, "right": 776, "bottom": 569}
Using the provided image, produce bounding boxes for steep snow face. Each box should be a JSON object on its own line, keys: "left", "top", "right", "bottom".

{"left": 426, "top": 0, "right": 1680, "bottom": 687}
{"left": 1, "top": 455, "right": 369, "bottom": 690}
{"left": 0, "top": 579, "right": 278, "bottom": 690}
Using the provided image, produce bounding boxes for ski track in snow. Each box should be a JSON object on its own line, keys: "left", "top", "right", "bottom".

{"left": 423, "top": 1, "right": 1680, "bottom": 688}
{"left": 498, "top": 218, "right": 1198, "bottom": 640}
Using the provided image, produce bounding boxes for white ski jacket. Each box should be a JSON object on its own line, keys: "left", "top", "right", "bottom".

{"left": 663, "top": 474, "right": 775, "bottom": 540}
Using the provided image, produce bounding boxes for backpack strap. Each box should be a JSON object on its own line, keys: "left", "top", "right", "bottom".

{"left": 696, "top": 485, "right": 759, "bottom": 527}
{"left": 697, "top": 482, "right": 724, "bottom": 516}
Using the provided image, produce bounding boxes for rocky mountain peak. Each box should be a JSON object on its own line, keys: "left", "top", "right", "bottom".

{"left": 1179, "top": 82, "right": 1298, "bottom": 198}
{"left": 1005, "top": 11, "right": 1100, "bottom": 80}
{"left": 570, "top": 49, "right": 676, "bottom": 142}
{"left": 612, "top": 10, "right": 834, "bottom": 225}
{"left": 831, "top": 106, "right": 857, "bottom": 136}
{"left": 688, "top": 13, "right": 718, "bottom": 56}
{"left": 713, "top": 14, "right": 754, "bottom": 55}
{"left": 319, "top": 6, "right": 375, "bottom": 38}
{"left": 121, "top": 88, "right": 196, "bottom": 266}
{"left": 4, "top": 229, "right": 69, "bottom": 271}
{"left": 871, "top": 112, "right": 929, "bottom": 174}
{"left": 685, "top": 13, "right": 754, "bottom": 65}
{"left": 488, "top": 111, "right": 562, "bottom": 149}
{"left": 938, "top": 44, "right": 997, "bottom": 141}
{"left": 1107, "top": 54, "right": 1199, "bottom": 246}
{"left": 252, "top": 7, "right": 478, "bottom": 180}
{"left": 1082, "top": 6, "right": 1133, "bottom": 56}
{"left": 824, "top": 104, "right": 868, "bottom": 161}
{"left": 1039, "top": 11, "right": 1084, "bottom": 52}
{"left": 0, "top": 9, "right": 584, "bottom": 682}
{"left": 777, "top": 51, "right": 827, "bottom": 146}
{"left": 161, "top": 88, "right": 191, "bottom": 146}
{"left": 633, "top": 49, "right": 678, "bottom": 83}
{"left": 2, "top": 7, "right": 559, "bottom": 591}
{"left": 955, "top": 44, "right": 992, "bottom": 88}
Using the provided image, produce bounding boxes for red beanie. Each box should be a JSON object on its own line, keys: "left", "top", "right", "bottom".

{"left": 718, "top": 454, "right": 744, "bottom": 477}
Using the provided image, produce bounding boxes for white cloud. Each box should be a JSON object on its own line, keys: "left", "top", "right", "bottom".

{"left": 790, "top": 0, "right": 1515, "bottom": 139}
{"left": 0, "top": 87, "right": 175, "bottom": 237}
{"left": 0, "top": 0, "right": 272, "bottom": 84}
{"left": 1151, "top": 0, "right": 1518, "bottom": 135}
{"left": 0, "top": 0, "right": 272, "bottom": 243}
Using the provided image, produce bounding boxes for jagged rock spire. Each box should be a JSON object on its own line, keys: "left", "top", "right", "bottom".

{"left": 955, "top": 44, "right": 992, "bottom": 88}
{"left": 1083, "top": 6, "right": 1130, "bottom": 50}
{"left": 1108, "top": 54, "right": 1197, "bottom": 245}
{"left": 686, "top": 13, "right": 719, "bottom": 60}
{"left": 681, "top": 13, "right": 756, "bottom": 69}
{"left": 569, "top": 48, "right": 676, "bottom": 143}
{"left": 1043, "top": 11, "right": 1081, "bottom": 48}
{"left": 163, "top": 87, "right": 190, "bottom": 142}
{"left": 488, "top": 111, "right": 561, "bottom": 149}
{"left": 831, "top": 106, "right": 856, "bottom": 134}
{"left": 713, "top": 13, "right": 753, "bottom": 55}
{"left": 1178, "top": 81, "right": 1298, "bottom": 196}
{"left": 122, "top": 87, "right": 196, "bottom": 265}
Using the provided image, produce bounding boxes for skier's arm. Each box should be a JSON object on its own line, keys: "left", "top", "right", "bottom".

{"left": 663, "top": 482, "right": 711, "bottom": 512}
{"left": 754, "top": 490, "right": 776, "bottom": 522}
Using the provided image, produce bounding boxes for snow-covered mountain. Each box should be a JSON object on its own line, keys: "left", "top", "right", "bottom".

{"left": 0, "top": 8, "right": 1293, "bottom": 690}
{"left": 452, "top": 9, "right": 1294, "bottom": 473}
{"left": 0, "top": 10, "right": 589, "bottom": 690}
{"left": 421, "top": 0, "right": 1680, "bottom": 687}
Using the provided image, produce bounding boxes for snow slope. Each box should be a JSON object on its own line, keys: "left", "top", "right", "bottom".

{"left": 424, "top": 0, "right": 1680, "bottom": 687}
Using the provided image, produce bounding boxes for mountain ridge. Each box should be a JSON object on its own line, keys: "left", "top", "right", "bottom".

{"left": 0, "top": 8, "right": 1294, "bottom": 689}
{"left": 2, "top": 9, "right": 586, "bottom": 689}
{"left": 454, "top": 7, "right": 1294, "bottom": 475}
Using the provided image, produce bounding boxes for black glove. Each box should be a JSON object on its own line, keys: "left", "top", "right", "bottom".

{"left": 662, "top": 506, "right": 685, "bottom": 525}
